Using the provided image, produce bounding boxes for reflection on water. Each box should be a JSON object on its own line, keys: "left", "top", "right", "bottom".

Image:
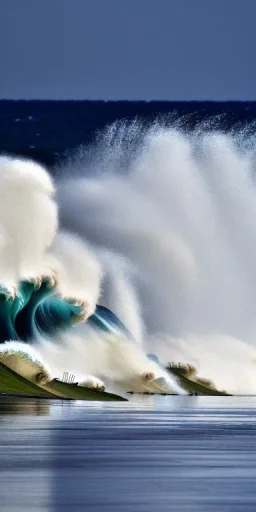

{"left": 1, "top": 395, "right": 256, "bottom": 511}
{"left": 0, "top": 397, "right": 51, "bottom": 416}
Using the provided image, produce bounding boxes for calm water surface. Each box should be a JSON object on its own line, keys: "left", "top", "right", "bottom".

{"left": 0, "top": 395, "right": 256, "bottom": 512}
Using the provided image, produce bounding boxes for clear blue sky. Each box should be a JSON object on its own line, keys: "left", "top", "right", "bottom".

{"left": 0, "top": 0, "right": 255, "bottom": 100}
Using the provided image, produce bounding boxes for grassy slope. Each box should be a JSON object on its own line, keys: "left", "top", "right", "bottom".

{"left": 169, "top": 367, "right": 229, "bottom": 395}
{"left": 47, "top": 379, "right": 127, "bottom": 401}
{"left": 0, "top": 362, "right": 55, "bottom": 397}
{"left": 0, "top": 361, "right": 228, "bottom": 399}
{"left": 0, "top": 362, "right": 127, "bottom": 401}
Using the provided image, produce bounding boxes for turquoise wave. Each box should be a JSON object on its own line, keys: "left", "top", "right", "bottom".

{"left": 0, "top": 278, "right": 131, "bottom": 343}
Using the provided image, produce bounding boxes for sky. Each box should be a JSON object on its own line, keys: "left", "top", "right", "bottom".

{"left": 0, "top": 0, "right": 256, "bottom": 101}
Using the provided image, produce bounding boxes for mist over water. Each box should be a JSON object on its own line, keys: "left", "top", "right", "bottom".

{"left": 57, "top": 122, "right": 256, "bottom": 394}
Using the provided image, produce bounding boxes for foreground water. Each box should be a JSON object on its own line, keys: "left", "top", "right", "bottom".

{"left": 0, "top": 396, "right": 256, "bottom": 512}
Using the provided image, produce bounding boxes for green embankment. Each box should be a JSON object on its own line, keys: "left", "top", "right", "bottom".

{"left": 46, "top": 379, "right": 127, "bottom": 401}
{"left": 1, "top": 358, "right": 228, "bottom": 399}
{"left": 0, "top": 362, "right": 55, "bottom": 397}
{"left": 0, "top": 362, "right": 127, "bottom": 401}
{"left": 169, "top": 367, "right": 229, "bottom": 395}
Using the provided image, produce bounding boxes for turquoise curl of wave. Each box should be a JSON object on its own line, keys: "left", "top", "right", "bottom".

{"left": 0, "top": 278, "right": 132, "bottom": 343}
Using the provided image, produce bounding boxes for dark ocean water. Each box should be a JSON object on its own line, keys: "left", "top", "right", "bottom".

{"left": 1, "top": 101, "right": 256, "bottom": 511}
{"left": 1, "top": 100, "right": 256, "bottom": 166}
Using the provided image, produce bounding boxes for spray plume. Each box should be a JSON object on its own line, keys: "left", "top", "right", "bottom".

{"left": 57, "top": 122, "right": 256, "bottom": 394}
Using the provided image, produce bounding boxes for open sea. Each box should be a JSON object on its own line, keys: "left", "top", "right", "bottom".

{"left": 1, "top": 100, "right": 256, "bottom": 166}
{"left": 1, "top": 100, "right": 256, "bottom": 510}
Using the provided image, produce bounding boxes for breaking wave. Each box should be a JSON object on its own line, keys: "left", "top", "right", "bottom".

{"left": 2, "top": 121, "right": 256, "bottom": 394}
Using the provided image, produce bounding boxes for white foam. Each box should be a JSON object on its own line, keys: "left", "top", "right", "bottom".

{"left": 0, "top": 341, "right": 51, "bottom": 384}
{"left": 0, "top": 157, "right": 58, "bottom": 287}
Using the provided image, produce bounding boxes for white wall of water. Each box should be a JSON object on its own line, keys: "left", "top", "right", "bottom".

{"left": 57, "top": 124, "right": 256, "bottom": 394}
{"left": 3, "top": 123, "right": 256, "bottom": 395}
